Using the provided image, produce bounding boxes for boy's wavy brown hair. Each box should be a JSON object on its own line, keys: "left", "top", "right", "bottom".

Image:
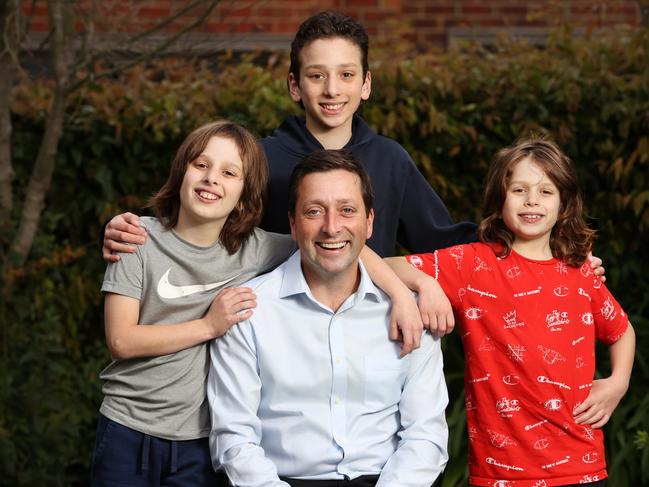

{"left": 477, "top": 135, "right": 596, "bottom": 266}
{"left": 147, "top": 120, "right": 267, "bottom": 254}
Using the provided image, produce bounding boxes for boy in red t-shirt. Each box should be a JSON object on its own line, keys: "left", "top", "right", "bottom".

{"left": 388, "top": 136, "right": 635, "bottom": 487}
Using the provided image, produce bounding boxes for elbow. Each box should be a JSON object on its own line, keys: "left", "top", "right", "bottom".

{"left": 107, "top": 336, "right": 134, "bottom": 360}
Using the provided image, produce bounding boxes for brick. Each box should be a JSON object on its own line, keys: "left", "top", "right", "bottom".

{"left": 234, "top": 23, "right": 257, "bottom": 33}
{"left": 348, "top": 0, "right": 380, "bottom": 6}
{"left": 412, "top": 18, "right": 438, "bottom": 28}
{"left": 462, "top": 4, "right": 491, "bottom": 15}
{"left": 499, "top": 6, "right": 529, "bottom": 16}
{"left": 425, "top": 6, "right": 454, "bottom": 15}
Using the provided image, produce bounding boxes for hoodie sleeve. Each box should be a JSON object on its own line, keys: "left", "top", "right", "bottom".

{"left": 396, "top": 154, "right": 477, "bottom": 254}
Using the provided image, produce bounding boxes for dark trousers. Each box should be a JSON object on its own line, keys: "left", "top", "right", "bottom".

{"left": 214, "top": 473, "right": 380, "bottom": 486}
{"left": 91, "top": 414, "right": 220, "bottom": 487}
{"left": 279, "top": 475, "right": 380, "bottom": 487}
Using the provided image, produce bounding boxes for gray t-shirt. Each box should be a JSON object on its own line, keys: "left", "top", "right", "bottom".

{"left": 100, "top": 217, "right": 295, "bottom": 440}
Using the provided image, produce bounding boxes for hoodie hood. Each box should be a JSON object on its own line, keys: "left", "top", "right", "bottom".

{"left": 268, "top": 114, "right": 375, "bottom": 156}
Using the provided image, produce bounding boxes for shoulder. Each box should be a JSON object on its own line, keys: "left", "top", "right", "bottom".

{"left": 240, "top": 228, "right": 295, "bottom": 259}
{"left": 139, "top": 216, "right": 164, "bottom": 234}
{"left": 365, "top": 134, "right": 411, "bottom": 161}
{"left": 247, "top": 228, "right": 293, "bottom": 246}
{"left": 239, "top": 258, "right": 288, "bottom": 294}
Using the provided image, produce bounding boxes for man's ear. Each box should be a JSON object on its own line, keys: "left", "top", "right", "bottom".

{"left": 361, "top": 70, "right": 372, "bottom": 101}
{"left": 288, "top": 211, "right": 298, "bottom": 243}
{"left": 288, "top": 72, "right": 302, "bottom": 103}
{"left": 366, "top": 208, "right": 374, "bottom": 240}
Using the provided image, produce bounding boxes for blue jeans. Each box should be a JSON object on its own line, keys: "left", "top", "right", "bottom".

{"left": 91, "top": 414, "right": 221, "bottom": 487}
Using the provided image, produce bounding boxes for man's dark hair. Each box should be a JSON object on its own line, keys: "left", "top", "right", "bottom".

{"left": 289, "top": 11, "right": 369, "bottom": 80}
{"left": 288, "top": 149, "right": 374, "bottom": 216}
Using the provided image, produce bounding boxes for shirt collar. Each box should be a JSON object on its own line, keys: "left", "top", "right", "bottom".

{"left": 279, "top": 250, "right": 384, "bottom": 304}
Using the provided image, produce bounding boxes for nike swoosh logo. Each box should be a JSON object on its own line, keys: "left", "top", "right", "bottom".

{"left": 157, "top": 268, "right": 238, "bottom": 299}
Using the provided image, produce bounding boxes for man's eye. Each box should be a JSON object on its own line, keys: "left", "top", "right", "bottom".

{"left": 341, "top": 207, "right": 355, "bottom": 215}
{"left": 341, "top": 72, "right": 355, "bottom": 79}
{"left": 309, "top": 73, "right": 325, "bottom": 80}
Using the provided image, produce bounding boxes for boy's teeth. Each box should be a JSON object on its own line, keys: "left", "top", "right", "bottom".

{"left": 323, "top": 103, "right": 343, "bottom": 110}
{"left": 198, "top": 191, "right": 217, "bottom": 200}
{"left": 320, "top": 241, "right": 346, "bottom": 249}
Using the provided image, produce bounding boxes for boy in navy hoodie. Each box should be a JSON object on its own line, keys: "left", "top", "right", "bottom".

{"left": 102, "top": 11, "right": 476, "bottom": 258}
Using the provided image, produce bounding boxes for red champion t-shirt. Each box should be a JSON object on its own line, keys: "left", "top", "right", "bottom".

{"left": 407, "top": 243, "right": 629, "bottom": 487}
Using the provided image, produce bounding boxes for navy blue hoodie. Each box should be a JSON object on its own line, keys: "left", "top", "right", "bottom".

{"left": 261, "top": 114, "right": 477, "bottom": 257}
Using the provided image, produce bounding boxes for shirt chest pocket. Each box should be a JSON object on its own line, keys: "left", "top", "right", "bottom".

{"left": 363, "top": 355, "right": 405, "bottom": 408}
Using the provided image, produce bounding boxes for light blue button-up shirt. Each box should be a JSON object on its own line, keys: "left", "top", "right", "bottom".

{"left": 208, "top": 251, "right": 449, "bottom": 487}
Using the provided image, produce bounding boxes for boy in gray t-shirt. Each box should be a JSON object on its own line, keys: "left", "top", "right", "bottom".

{"left": 92, "top": 121, "right": 295, "bottom": 485}
{"left": 100, "top": 217, "right": 294, "bottom": 440}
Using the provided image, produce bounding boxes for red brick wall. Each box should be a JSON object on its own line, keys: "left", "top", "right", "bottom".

{"left": 23, "top": 0, "right": 642, "bottom": 51}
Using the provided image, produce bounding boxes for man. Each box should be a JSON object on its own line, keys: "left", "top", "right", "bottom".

{"left": 208, "top": 150, "right": 448, "bottom": 487}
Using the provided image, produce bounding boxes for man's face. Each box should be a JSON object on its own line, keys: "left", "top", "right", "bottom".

{"left": 288, "top": 37, "right": 371, "bottom": 137}
{"left": 289, "top": 169, "right": 373, "bottom": 286}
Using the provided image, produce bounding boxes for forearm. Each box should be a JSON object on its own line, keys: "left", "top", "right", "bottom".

{"left": 208, "top": 325, "right": 288, "bottom": 486}
{"left": 608, "top": 323, "right": 635, "bottom": 391}
{"left": 360, "top": 247, "right": 411, "bottom": 299}
{"left": 385, "top": 256, "right": 432, "bottom": 292}
{"left": 376, "top": 441, "right": 447, "bottom": 487}
{"left": 106, "top": 318, "right": 214, "bottom": 360}
{"left": 377, "top": 336, "right": 448, "bottom": 486}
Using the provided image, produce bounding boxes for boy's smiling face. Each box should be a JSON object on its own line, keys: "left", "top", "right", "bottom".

{"left": 288, "top": 37, "right": 371, "bottom": 142}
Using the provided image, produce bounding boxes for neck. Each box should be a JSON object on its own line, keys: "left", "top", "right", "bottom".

{"left": 512, "top": 238, "right": 553, "bottom": 260}
{"left": 174, "top": 214, "right": 224, "bottom": 247}
{"left": 302, "top": 262, "right": 361, "bottom": 312}
{"left": 305, "top": 117, "right": 353, "bottom": 150}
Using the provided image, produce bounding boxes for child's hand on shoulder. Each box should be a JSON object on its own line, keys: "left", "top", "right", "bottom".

{"left": 588, "top": 251, "right": 606, "bottom": 282}
{"left": 573, "top": 376, "right": 629, "bottom": 428}
{"left": 390, "top": 292, "right": 424, "bottom": 357}
{"left": 204, "top": 287, "right": 257, "bottom": 338}
{"left": 417, "top": 277, "right": 455, "bottom": 337}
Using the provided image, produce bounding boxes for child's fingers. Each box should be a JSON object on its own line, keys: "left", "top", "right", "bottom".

{"left": 590, "top": 413, "right": 611, "bottom": 429}
{"left": 437, "top": 312, "right": 455, "bottom": 336}
{"left": 426, "top": 314, "right": 439, "bottom": 333}
{"left": 217, "top": 287, "right": 255, "bottom": 303}
{"left": 233, "top": 308, "right": 253, "bottom": 323}
{"left": 418, "top": 306, "right": 431, "bottom": 329}
{"left": 573, "top": 400, "right": 590, "bottom": 416}
{"left": 577, "top": 408, "right": 606, "bottom": 427}
{"left": 389, "top": 320, "right": 399, "bottom": 341}
{"left": 399, "top": 324, "right": 421, "bottom": 357}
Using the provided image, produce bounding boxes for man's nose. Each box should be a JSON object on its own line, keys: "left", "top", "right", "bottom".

{"left": 322, "top": 212, "right": 341, "bottom": 234}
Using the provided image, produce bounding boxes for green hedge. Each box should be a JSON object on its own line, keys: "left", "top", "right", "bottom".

{"left": 2, "top": 26, "right": 648, "bottom": 485}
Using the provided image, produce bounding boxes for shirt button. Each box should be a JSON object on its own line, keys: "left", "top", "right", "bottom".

{"left": 335, "top": 397, "right": 341, "bottom": 405}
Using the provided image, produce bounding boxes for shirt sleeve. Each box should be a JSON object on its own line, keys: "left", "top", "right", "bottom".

{"left": 208, "top": 319, "right": 290, "bottom": 487}
{"left": 580, "top": 265, "right": 629, "bottom": 344}
{"left": 406, "top": 244, "right": 473, "bottom": 308}
{"left": 100, "top": 244, "right": 143, "bottom": 300}
{"left": 397, "top": 154, "right": 477, "bottom": 253}
{"left": 375, "top": 333, "right": 449, "bottom": 486}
